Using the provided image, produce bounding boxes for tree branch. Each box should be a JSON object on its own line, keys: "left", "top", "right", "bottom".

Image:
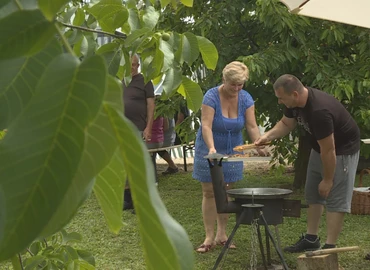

{"left": 26, "top": 248, "right": 35, "bottom": 256}
{"left": 55, "top": 23, "right": 75, "bottom": 56}
{"left": 11, "top": 254, "right": 24, "bottom": 270}
{"left": 59, "top": 22, "right": 127, "bottom": 40}
{"left": 18, "top": 254, "right": 24, "bottom": 270}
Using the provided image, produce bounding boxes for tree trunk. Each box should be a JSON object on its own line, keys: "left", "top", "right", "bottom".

{"left": 293, "top": 135, "right": 312, "bottom": 189}
{"left": 297, "top": 254, "right": 341, "bottom": 270}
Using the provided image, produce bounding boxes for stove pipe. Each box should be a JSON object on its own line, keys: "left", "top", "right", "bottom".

{"left": 208, "top": 158, "right": 241, "bottom": 214}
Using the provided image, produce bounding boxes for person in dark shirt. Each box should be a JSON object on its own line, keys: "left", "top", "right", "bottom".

{"left": 122, "top": 54, "right": 155, "bottom": 211}
{"left": 123, "top": 54, "right": 155, "bottom": 141}
{"left": 255, "top": 74, "right": 360, "bottom": 253}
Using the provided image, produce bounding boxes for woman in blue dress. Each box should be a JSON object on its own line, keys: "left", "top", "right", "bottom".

{"left": 193, "top": 61, "right": 263, "bottom": 253}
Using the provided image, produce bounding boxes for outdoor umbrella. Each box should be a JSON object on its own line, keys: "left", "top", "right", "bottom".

{"left": 280, "top": 0, "right": 370, "bottom": 29}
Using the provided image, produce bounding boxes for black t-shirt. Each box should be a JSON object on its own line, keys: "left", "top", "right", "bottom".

{"left": 284, "top": 87, "right": 360, "bottom": 155}
{"left": 123, "top": 74, "right": 154, "bottom": 131}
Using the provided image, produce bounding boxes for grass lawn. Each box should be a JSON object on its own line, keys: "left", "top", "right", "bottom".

{"left": 1, "top": 162, "right": 370, "bottom": 269}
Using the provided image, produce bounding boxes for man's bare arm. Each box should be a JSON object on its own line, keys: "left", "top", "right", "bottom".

{"left": 146, "top": 97, "right": 155, "bottom": 130}
{"left": 255, "top": 116, "right": 297, "bottom": 145}
{"left": 142, "top": 97, "right": 155, "bottom": 141}
{"left": 317, "top": 133, "right": 336, "bottom": 182}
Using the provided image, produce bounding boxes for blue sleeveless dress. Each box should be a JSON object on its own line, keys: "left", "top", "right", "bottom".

{"left": 192, "top": 86, "right": 254, "bottom": 183}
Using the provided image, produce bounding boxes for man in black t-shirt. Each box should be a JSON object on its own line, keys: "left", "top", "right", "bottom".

{"left": 123, "top": 54, "right": 155, "bottom": 141}
{"left": 256, "top": 74, "right": 360, "bottom": 253}
{"left": 122, "top": 54, "right": 155, "bottom": 211}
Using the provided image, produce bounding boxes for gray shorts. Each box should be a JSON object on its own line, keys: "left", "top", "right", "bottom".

{"left": 305, "top": 149, "right": 359, "bottom": 213}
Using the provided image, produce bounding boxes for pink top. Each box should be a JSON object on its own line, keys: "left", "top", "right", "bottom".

{"left": 150, "top": 117, "right": 164, "bottom": 143}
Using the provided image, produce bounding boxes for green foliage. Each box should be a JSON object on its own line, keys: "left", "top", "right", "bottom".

{"left": 0, "top": 9, "right": 55, "bottom": 59}
{"left": 0, "top": 0, "right": 219, "bottom": 269}
{"left": 39, "top": 0, "right": 70, "bottom": 20}
{"left": 22, "top": 229, "right": 95, "bottom": 269}
{"left": 88, "top": 0, "right": 129, "bottom": 32}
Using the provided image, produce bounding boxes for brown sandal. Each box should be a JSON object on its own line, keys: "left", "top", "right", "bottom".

{"left": 196, "top": 243, "right": 214, "bottom": 253}
{"left": 216, "top": 240, "right": 236, "bottom": 249}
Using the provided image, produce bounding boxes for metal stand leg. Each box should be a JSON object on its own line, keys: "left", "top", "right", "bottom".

{"left": 212, "top": 211, "right": 245, "bottom": 270}
{"left": 265, "top": 226, "right": 271, "bottom": 265}
{"left": 260, "top": 213, "right": 289, "bottom": 270}
{"left": 182, "top": 145, "right": 187, "bottom": 172}
{"left": 257, "top": 225, "right": 268, "bottom": 270}
{"left": 151, "top": 152, "right": 158, "bottom": 184}
{"left": 274, "top": 225, "right": 282, "bottom": 252}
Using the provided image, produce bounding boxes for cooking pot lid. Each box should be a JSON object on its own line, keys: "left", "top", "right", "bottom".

{"left": 227, "top": 188, "right": 292, "bottom": 199}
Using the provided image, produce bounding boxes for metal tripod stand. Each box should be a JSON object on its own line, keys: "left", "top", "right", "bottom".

{"left": 212, "top": 203, "right": 289, "bottom": 270}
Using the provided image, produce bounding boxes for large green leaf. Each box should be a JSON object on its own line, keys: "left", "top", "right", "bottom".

{"left": 38, "top": 0, "right": 70, "bottom": 21}
{"left": 73, "top": 7, "right": 86, "bottom": 26}
{"left": 0, "top": 38, "right": 62, "bottom": 129}
{"left": 104, "top": 106, "right": 194, "bottom": 270}
{"left": 142, "top": 6, "right": 159, "bottom": 31}
{"left": 73, "top": 35, "right": 88, "bottom": 57}
{"left": 0, "top": 0, "right": 11, "bottom": 10}
{"left": 88, "top": 0, "right": 129, "bottom": 33}
{"left": 159, "top": 0, "right": 171, "bottom": 7}
{"left": 96, "top": 43, "right": 122, "bottom": 77}
{"left": 182, "top": 32, "right": 199, "bottom": 66}
{"left": 119, "top": 50, "right": 132, "bottom": 85}
{"left": 126, "top": 8, "right": 140, "bottom": 33}
{"left": 196, "top": 36, "right": 218, "bottom": 70}
{"left": 125, "top": 0, "right": 137, "bottom": 9}
{"left": 124, "top": 27, "right": 152, "bottom": 48}
{"left": 83, "top": 34, "right": 97, "bottom": 58}
{"left": 93, "top": 149, "right": 125, "bottom": 234}
{"left": 180, "top": 0, "right": 193, "bottom": 7}
{"left": 66, "top": 29, "right": 83, "bottom": 46}
{"left": 177, "top": 76, "right": 203, "bottom": 112}
{"left": 62, "top": 6, "right": 77, "bottom": 23}
{"left": 172, "top": 32, "right": 183, "bottom": 64}
{"left": 0, "top": 54, "right": 107, "bottom": 260}
{"left": 142, "top": 47, "right": 164, "bottom": 81}
{"left": 0, "top": 9, "right": 56, "bottom": 59}
{"left": 39, "top": 76, "right": 122, "bottom": 238}
{"left": 159, "top": 39, "right": 174, "bottom": 72}
{"left": 162, "top": 65, "right": 182, "bottom": 94}
{"left": 0, "top": 0, "right": 38, "bottom": 19}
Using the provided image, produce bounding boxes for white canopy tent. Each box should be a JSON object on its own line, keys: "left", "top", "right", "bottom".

{"left": 280, "top": 0, "right": 370, "bottom": 29}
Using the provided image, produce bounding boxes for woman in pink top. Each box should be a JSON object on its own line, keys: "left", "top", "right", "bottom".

{"left": 147, "top": 115, "right": 168, "bottom": 185}
{"left": 146, "top": 116, "right": 168, "bottom": 150}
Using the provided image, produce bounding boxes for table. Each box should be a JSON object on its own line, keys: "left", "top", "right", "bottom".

{"left": 148, "top": 143, "right": 195, "bottom": 183}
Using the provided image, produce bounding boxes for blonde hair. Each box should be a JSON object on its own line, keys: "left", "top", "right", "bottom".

{"left": 222, "top": 61, "right": 249, "bottom": 84}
